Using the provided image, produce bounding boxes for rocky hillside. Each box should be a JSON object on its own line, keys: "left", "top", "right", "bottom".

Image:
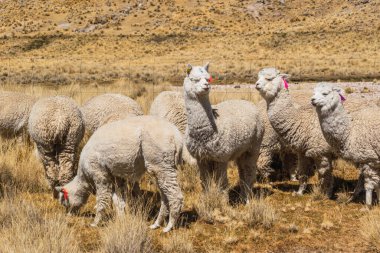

{"left": 0, "top": 0, "right": 379, "bottom": 84}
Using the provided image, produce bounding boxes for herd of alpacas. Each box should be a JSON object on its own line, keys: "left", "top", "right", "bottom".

{"left": 0, "top": 64, "right": 379, "bottom": 233}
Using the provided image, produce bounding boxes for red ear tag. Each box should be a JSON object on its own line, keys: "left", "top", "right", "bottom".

{"left": 208, "top": 76, "right": 213, "bottom": 83}
{"left": 62, "top": 188, "right": 69, "bottom": 201}
{"left": 339, "top": 93, "right": 346, "bottom": 102}
{"left": 283, "top": 78, "right": 289, "bottom": 90}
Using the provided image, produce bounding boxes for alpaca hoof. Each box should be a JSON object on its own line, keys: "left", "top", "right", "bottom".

{"left": 90, "top": 222, "right": 98, "bottom": 227}
{"left": 292, "top": 191, "right": 303, "bottom": 197}
{"left": 163, "top": 225, "right": 173, "bottom": 233}
{"left": 149, "top": 223, "right": 160, "bottom": 230}
{"left": 290, "top": 175, "right": 297, "bottom": 182}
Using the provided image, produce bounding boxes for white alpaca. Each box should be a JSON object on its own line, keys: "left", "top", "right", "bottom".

{"left": 81, "top": 93, "right": 143, "bottom": 135}
{"left": 55, "top": 116, "right": 183, "bottom": 232}
{"left": 183, "top": 63, "right": 264, "bottom": 201}
{"left": 256, "top": 68, "right": 336, "bottom": 197}
{"left": 149, "top": 91, "right": 197, "bottom": 166}
{"left": 311, "top": 83, "right": 380, "bottom": 205}
{"left": 28, "top": 96, "right": 84, "bottom": 198}
{"left": 0, "top": 92, "right": 37, "bottom": 139}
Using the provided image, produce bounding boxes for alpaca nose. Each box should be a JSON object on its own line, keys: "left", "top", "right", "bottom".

{"left": 255, "top": 81, "right": 261, "bottom": 90}
{"left": 311, "top": 97, "right": 316, "bottom": 105}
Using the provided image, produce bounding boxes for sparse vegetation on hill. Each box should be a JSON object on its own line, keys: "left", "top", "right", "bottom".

{"left": 0, "top": 0, "right": 379, "bottom": 84}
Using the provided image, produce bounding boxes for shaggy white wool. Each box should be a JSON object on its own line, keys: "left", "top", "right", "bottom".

{"left": 81, "top": 93, "right": 143, "bottom": 135}
{"left": 312, "top": 82, "right": 380, "bottom": 205}
{"left": 184, "top": 63, "right": 264, "bottom": 202}
{"left": 56, "top": 116, "right": 184, "bottom": 232}
{"left": 28, "top": 96, "right": 84, "bottom": 198}
{"left": 0, "top": 91, "right": 37, "bottom": 138}
{"left": 256, "top": 68, "right": 335, "bottom": 197}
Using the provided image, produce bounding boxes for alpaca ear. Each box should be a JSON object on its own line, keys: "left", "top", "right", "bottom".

{"left": 279, "top": 73, "right": 290, "bottom": 80}
{"left": 204, "top": 62, "right": 210, "bottom": 72}
{"left": 186, "top": 64, "right": 192, "bottom": 76}
{"left": 55, "top": 186, "right": 63, "bottom": 192}
{"left": 332, "top": 86, "right": 342, "bottom": 93}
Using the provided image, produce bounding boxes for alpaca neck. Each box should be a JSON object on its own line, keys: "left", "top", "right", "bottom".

{"left": 69, "top": 169, "right": 92, "bottom": 200}
{"left": 266, "top": 91, "right": 302, "bottom": 143}
{"left": 184, "top": 92, "right": 217, "bottom": 142}
{"left": 316, "top": 102, "right": 351, "bottom": 152}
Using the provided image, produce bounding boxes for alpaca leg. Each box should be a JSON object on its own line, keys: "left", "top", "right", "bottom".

{"left": 349, "top": 167, "right": 365, "bottom": 203}
{"left": 37, "top": 145, "right": 59, "bottom": 198}
{"left": 317, "top": 156, "right": 334, "bottom": 198}
{"left": 281, "top": 151, "right": 297, "bottom": 181}
{"left": 112, "top": 177, "right": 127, "bottom": 216}
{"left": 296, "top": 154, "right": 312, "bottom": 196}
{"left": 58, "top": 146, "right": 77, "bottom": 186}
{"left": 237, "top": 152, "right": 258, "bottom": 202}
{"left": 363, "top": 165, "right": 376, "bottom": 206}
{"left": 91, "top": 171, "right": 113, "bottom": 227}
{"left": 153, "top": 165, "right": 183, "bottom": 233}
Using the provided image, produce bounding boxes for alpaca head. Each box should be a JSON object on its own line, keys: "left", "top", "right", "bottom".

{"left": 255, "top": 68, "right": 290, "bottom": 101}
{"left": 184, "top": 63, "right": 212, "bottom": 99}
{"left": 311, "top": 83, "right": 344, "bottom": 113}
{"left": 55, "top": 178, "right": 89, "bottom": 214}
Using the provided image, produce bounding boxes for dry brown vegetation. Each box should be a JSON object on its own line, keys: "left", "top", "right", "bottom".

{"left": 0, "top": 82, "right": 378, "bottom": 252}
{"left": 0, "top": 0, "right": 379, "bottom": 86}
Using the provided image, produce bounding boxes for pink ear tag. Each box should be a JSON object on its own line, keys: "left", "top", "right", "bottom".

{"left": 283, "top": 78, "right": 289, "bottom": 90}
{"left": 339, "top": 93, "right": 346, "bottom": 102}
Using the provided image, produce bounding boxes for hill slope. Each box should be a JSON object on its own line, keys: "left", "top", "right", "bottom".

{"left": 0, "top": 0, "right": 379, "bottom": 84}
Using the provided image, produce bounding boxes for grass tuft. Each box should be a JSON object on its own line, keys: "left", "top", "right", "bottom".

{"left": 0, "top": 195, "right": 81, "bottom": 253}
{"left": 360, "top": 209, "right": 380, "bottom": 251}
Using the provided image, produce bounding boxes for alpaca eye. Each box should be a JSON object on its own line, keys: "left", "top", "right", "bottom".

{"left": 265, "top": 77, "right": 275, "bottom": 81}
{"left": 322, "top": 93, "right": 328, "bottom": 96}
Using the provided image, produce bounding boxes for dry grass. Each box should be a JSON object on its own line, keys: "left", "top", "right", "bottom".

{"left": 310, "top": 183, "right": 329, "bottom": 201}
{"left": 161, "top": 230, "right": 194, "bottom": 253}
{"left": 195, "top": 178, "right": 231, "bottom": 224}
{"left": 360, "top": 208, "right": 380, "bottom": 251}
{"left": 240, "top": 196, "right": 278, "bottom": 229}
{"left": 0, "top": 137, "right": 47, "bottom": 196}
{"left": 0, "top": 195, "right": 81, "bottom": 253}
{"left": 100, "top": 205, "right": 153, "bottom": 253}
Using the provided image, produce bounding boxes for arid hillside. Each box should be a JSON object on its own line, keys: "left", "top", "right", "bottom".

{"left": 0, "top": 0, "right": 379, "bottom": 85}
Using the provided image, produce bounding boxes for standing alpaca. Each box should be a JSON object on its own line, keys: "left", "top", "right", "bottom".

{"left": 28, "top": 96, "right": 84, "bottom": 198}
{"left": 256, "top": 68, "right": 336, "bottom": 197}
{"left": 311, "top": 83, "right": 380, "bottom": 205}
{"left": 55, "top": 116, "right": 183, "bottom": 232}
{"left": 183, "top": 63, "right": 264, "bottom": 201}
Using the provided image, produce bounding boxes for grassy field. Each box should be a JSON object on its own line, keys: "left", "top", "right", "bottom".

{"left": 0, "top": 82, "right": 379, "bottom": 253}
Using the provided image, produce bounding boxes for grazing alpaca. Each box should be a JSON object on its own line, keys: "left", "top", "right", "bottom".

{"left": 56, "top": 116, "right": 184, "bottom": 232}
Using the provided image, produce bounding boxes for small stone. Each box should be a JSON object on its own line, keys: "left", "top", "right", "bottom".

{"left": 303, "top": 228, "right": 312, "bottom": 234}
{"left": 290, "top": 207, "right": 296, "bottom": 211}
{"left": 288, "top": 224, "right": 299, "bottom": 233}
{"left": 304, "top": 207, "right": 310, "bottom": 212}
{"left": 321, "top": 220, "right": 334, "bottom": 230}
